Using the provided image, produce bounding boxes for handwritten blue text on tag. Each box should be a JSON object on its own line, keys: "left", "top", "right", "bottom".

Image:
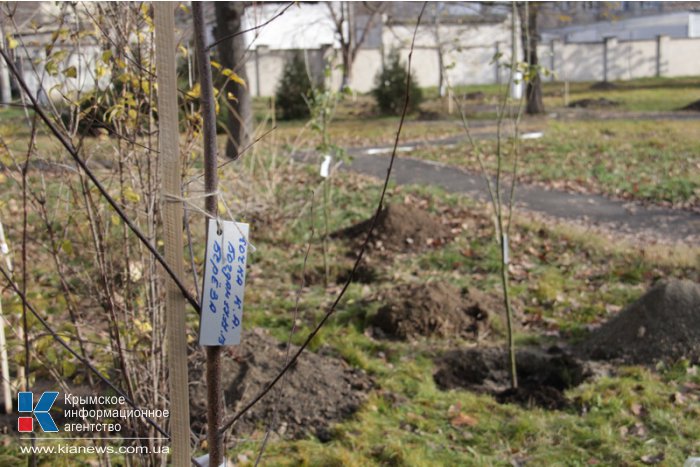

{"left": 199, "top": 219, "right": 249, "bottom": 346}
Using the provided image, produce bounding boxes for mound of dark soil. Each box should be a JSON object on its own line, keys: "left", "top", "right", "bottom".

{"left": 580, "top": 279, "right": 700, "bottom": 364}
{"left": 464, "top": 91, "right": 486, "bottom": 100}
{"left": 292, "top": 260, "right": 378, "bottom": 287}
{"left": 568, "top": 97, "right": 620, "bottom": 108}
{"left": 370, "top": 282, "right": 497, "bottom": 340}
{"left": 680, "top": 99, "right": 700, "bottom": 111}
{"left": 333, "top": 203, "right": 452, "bottom": 253}
{"left": 434, "top": 346, "right": 587, "bottom": 409}
{"left": 590, "top": 81, "right": 618, "bottom": 91}
{"left": 417, "top": 109, "right": 443, "bottom": 121}
{"left": 190, "top": 329, "right": 372, "bottom": 441}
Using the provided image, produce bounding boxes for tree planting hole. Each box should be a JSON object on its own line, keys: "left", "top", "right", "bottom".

{"left": 433, "top": 346, "right": 588, "bottom": 410}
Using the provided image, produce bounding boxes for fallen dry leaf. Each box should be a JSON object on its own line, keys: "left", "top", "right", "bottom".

{"left": 447, "top": 402, "right": 461, "bottom": 418}
{"left": 630, "top": 402, "right": 644, "bottom": 416}
{"left": 450, "top": 412, "right": 478, "bottom": 427}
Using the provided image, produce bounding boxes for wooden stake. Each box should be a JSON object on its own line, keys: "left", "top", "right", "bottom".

{"left": 192, "top": 3, "right": 224, "bottom": 465}
{"left": 154, "top": 4, "right": 191, "bottom": 465}
{"left": 447, "top": 87, "right": 453, "bottom": 115}
{"left": 0, "top": 220, "right": 11, "bottom": 413}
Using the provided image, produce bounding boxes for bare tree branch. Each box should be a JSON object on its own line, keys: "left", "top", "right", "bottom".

{"left": 0, "top": 46, "right": 201, "bottom": 314}
{"left": 218, "top": 0, "right": 429, "bottom": 438}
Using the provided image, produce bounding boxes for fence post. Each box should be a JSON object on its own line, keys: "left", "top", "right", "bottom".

{"left": 153, "top": 3, "right": 191, "bottom": 466}
{"left": 603, "top": 36, "right": 618, "bottom": 82}
{"left": 550, "top": 39, "right": 560, "bottom": 82}
{"left": 656, "top": 35, "right": 669, "bottom": 77}
{"left": 495, "top": 41, "right": 501, "bottom": 84}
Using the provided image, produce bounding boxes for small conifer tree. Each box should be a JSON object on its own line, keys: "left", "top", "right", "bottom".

{"left": 372, "top": 50, "right": 422, "bottom": 115}
{"left": 275, "top": 51, "right": 314, "bottom": 120}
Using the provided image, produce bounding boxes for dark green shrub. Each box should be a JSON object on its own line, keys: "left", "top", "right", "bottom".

{"left": 372, "top": 51, "right": 422, "bottom": 115}
{"left": 275, "top": 51, "right": 314, "bottom": 120}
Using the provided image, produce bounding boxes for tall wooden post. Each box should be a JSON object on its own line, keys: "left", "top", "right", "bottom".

{"left": 0, "top": 219, "right": 11, "bottom": 413}
{"left": 154, "top": 4, "right": 191, "bottom": 465}
{"left": 192, "top": 3, "right": 224, "bottom": 465}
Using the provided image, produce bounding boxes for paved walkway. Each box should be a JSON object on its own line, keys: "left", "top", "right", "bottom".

{"left": 296, "top": 135, "right": 699, "bottom": 244}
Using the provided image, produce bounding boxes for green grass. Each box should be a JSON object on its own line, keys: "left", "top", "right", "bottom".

{"left": 235, "top": 159, "right": 697, "bottom": 464}
{"left": 423, "top": 76, "right": 700, "bottom": 113}
{"left": 1, "top": 119, "right": 699, "bottom": 465}
{"left": 222, "top": 161, "right": 697, "bottom": 463}
{"left": 408, "top": 118, "right": 700, "bottom": 206}
{"left": 254, "top": 76, "right": 700, "bottom": 206}
{"left": 544, "top": 76, "right": 700, "bottom": 112}
{"left": 240, "top": 359, "right": 700, "bottom": 466}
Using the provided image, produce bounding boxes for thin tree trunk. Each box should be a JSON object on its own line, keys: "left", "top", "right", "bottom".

{"left": 214, "top": 2, "right": 251, "bottom": 160}
{"left": 518, "top": 2, "right": 544, "bottom": 115}
{"left": 341, "top": 47, "right": 353, "bottom": 89}
{"left": 194, "top": 2, "right": 225, "bottom": 465}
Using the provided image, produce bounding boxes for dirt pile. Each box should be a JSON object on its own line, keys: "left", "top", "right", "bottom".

{"left": 434, "top": 346, "right": 587, "bottom": 409}
{"left": 680, "top": 100, "right": 700, "bottom": 111}
{"left": 333, "top": 203, "right": 452, "bottom": 252}
{"left": 190, "top": 329, "right": 372, "bottom": 441}
{"left": 464, "top": 91, "right": 486, "bottom": 100}
{"left": 370, "top": 282, "right": 496, "bottom": 340}
{"left": 568, "top": 97, "right": 620, "bottom": 108}
{"left": 580, "top": 279, "right": 700, "bottom": 364}
{"left": 292, "top": 259, "right": 378, "bottom": 287}
{"left": 590, "top": 81, "right": 618, "bottom": 91}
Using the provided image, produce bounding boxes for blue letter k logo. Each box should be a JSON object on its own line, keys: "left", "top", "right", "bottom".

{"left": 18, "top": 392, "right": 59, "bottom": 432}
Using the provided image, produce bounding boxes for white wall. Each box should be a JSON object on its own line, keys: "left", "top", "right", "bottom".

{"left": 663, "top": 38, "right": 700, "bottom": 77}
{"left": 246, "top": 17, "right": 521, "bottom": 96}
{"left": 609, "top": 39, "right": 656, "bottom": 80}
{"left": 543, "top": 35, "right": 700, "bottom": 84}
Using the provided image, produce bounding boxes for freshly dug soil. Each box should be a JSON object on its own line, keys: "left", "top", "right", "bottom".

{"left": 590, "top": 81, "right": 618, "bottom": 90}
{"left": 417, "top": 109, "right": 443, "bottom": 121}
{"left": 464, "top": 91, "right": 486, "bottom": 100}
{"left": 371, "top": 282, "right": 497, "bottom": 340}
{"left": 291, "top": 259, "right": 378, "bottom": 287}
{"left": 332, "top": 203, "right": 452, "bottom": 253}
{"left": 680, "top": 99, "right": 700, "bottom": 111}
{"left": 580, "top": 279, "right": 700, "bottom": 364}
{"left": 190, "top": 329, "right": 372, "bottom": 441}
{"left": 568, "top": 97, "right": 620, "bottom": 108}
{"left": 434, "top": 346, "right": 587, "bottom": 409}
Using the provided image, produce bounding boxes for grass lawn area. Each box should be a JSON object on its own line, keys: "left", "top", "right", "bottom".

{"left": 1, "top": 140, "right": 698, "bottom": 464}
{"left": 267, "top": 117, "right": 463, "bottom": 149}
{"left": 423, "top": 76, "right": 700, "bottom": 113}
{"left": 1, "top": 73, "right": 699, "bottom": 466}
{"left": 407, "top": 119, "right": 700, "bottom": 207}
{"left": 214, "top": 157, "right": 699, "bottom": 465}
{"left": 247, "top": 77, "right": 700, "bottom": 207}
{"left": 210, "top": 157, "right": 698, "bottom": 465}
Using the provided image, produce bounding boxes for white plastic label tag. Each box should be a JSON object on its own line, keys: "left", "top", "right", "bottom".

{"left": 199, "top": 219, "right": 250, "bottom": 346}
{"left": 320, "top": 155, "right": 332, "bottom": 178}
{"left": 502, "top": 234, "right": 510, "bottom": 265}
